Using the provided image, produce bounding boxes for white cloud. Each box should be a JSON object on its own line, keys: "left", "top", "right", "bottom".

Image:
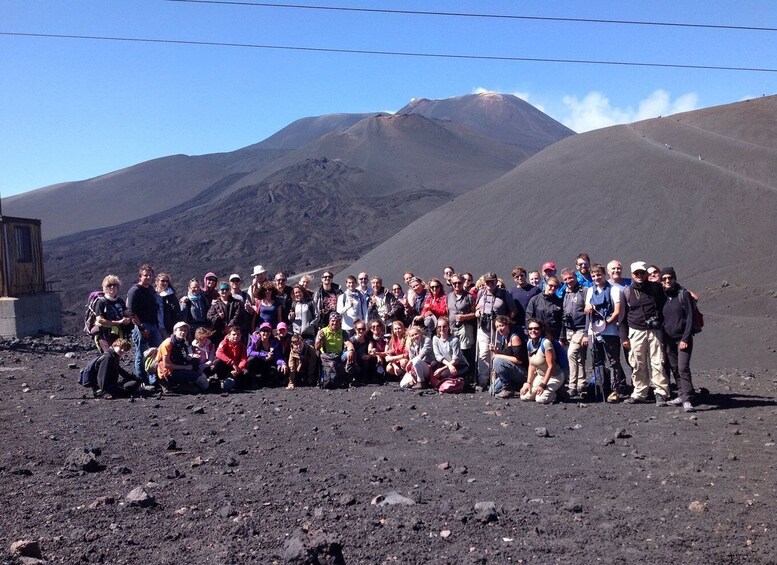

{"left": 560, "top": 89, "right": 699, "bottom": 133}
{"left": 472, "top": 86, "right": 494, "bottom": 94}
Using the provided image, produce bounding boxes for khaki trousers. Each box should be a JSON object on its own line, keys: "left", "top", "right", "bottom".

{"left": 628, "top": 328, "right": 668, "bottom": 400}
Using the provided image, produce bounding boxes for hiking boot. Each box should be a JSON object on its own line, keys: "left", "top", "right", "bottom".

{"left": 606, "top": 391, "right": 621, "bottom": 403}
{"left": 654, "top": 395, "right": 668, "bottom": 407}
{"left": 411, "top": 382, "right": 427, "bottom": 390}
{"left": 495, "top": 388, "right": 514, "bottom": 399}
{"left": 666, "top": 397, "right": 683, "bottom": 406}
{"left": 567, "top": 388, "right": 579, "bottom": 398}
{"left": 141, "top": 383, "right": 159, "bottom": 393}
{"left": 623, "top": 396, "right": 644, "bottom": 404}
{"left": 683, "top": 401, "right": 696, "bottom": 413}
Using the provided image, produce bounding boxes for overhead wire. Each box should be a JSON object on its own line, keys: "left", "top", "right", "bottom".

{"left": 1, "top": 32, "right": 775, "bottom": 73}
{"left": 164, "top": 0, "right": 777, "bottom": 33}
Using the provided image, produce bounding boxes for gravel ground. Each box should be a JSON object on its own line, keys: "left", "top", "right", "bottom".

{"left": 1, "top": 336, "right": 776, "bottom": 564}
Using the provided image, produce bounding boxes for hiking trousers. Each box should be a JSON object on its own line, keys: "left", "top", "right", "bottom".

{"left": 664, "top": 337, "right": 694, "bottom": 402}
{"left": 628, "top": 328, "right": 669, "bottom": 400}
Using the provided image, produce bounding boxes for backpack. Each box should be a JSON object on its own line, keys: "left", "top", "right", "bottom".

{"left": 79, "top": 354, "right": 103, "bottom": 387}
{"left": 83, "top": 291, "right": 105, "bottom": 336}
{"left": 530, "top": 338, "right": 569, "bottom": 370}
{"left": 681, "top": 289, "right": 704, "bottom": 334}
{"left": 438, "top": 377, "right": 464, "bottom": 394}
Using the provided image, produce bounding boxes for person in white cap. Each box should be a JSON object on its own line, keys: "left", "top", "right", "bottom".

{"left": 619, "top": 261, "right": 669, "bottom": 406}
{"left": 249, "top": 265, "right": 268, "bottom": 301}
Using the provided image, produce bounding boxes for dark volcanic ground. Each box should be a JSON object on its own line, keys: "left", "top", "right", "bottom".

{"left": 2, "top": 336, "right": 776, "bottom": 564}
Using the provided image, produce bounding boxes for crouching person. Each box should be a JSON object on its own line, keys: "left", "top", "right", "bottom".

{"left": 490, "top": 316, "right": 527, "bottom": 399}
{"left": 88, "top": 338, "right": 140, "bottom": 399}
{"left": 520, "top": 319, "right": 565, "bottom": 404}
{"left": 156, "top": 321, "right": 209, "bottom": 392}
{"left": 401, "top": 326, "right": 435, "bottom": 389}
{"left": 212, "top": 325, "right": 248, "bottom": 391}
{"left": 314, "top": 313, "right": 356, "bottom": 388}
{"left": 288, "top": 334, "right": 318, "bottom": 388}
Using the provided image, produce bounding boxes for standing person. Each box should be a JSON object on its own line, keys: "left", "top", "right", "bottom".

{"left": 155, "top": 273, "right": 181, "bottom": 339}
{"left": 367, "top": 276, "right": 396, "bottom": 325}
{"left": 313, "top": 271, "right": 342, "bottom": 327}
{"left": 490, "top": 316, "right": 527, "bottom": 399}
{"left": 179, "top": 278, "right": 210, "bottom": 333}
{"left": 228, "top": 273, "right": 254, "bottom": 340}
{"left": 442, "top": 266, "right": 455, "bottom": 290}
{"left": 93, "top": 275, "right": 134, "bottom": 353}
{"left": 298, "top": 274, "right": 314, "bottom": 297}
{"left": 560, "top": 268, "right": 588, "bottom": 398}
{"left": 254, "top": 285, "right": 282, "bottom": 329}
{"left": 447, "top": 274, "right": 477, "bottom": 381}
{"left": 660, "top": 267, "right": 697, "bottom": 412}
{"left": 127, "top": 264, "right": 163, "bottom": 387}
{"left": 540, "top": 262, "right": 558, "bottom": 293}
{"left": 406, "top": 277, "right": 428, "bottom": 326}
{"left": 574, "top": 254, "right": 594, "bottom": 287}
{"left": 520, "top": 319, "right": 565, "bottom": 404}
{"left": 607, "top": 260, "right": 632, "bottom": 291}
{"left": 248, "top": 265, "right": 268, "bottom": 299}
{"left": 462, "top": 273, "right": 475, "bottom": 293}
{"left": 421, "top": 278, "right": 448, "bottom": 334}
{"left": 528, "top": 271, "right": 541, "bottom": 288}
{"left": 207, "top": 283, "right": 242, "bottom": 344}
{"left": 356, "top": 272, "right": 373, "bottom": 299}
{"left": 288, "top": 285, "right": 319, "bottom": 343}
{"left": 202, "top": 272, "right": 220, "bottom": 303}
{"left": 647, "top": 265, "right": 662, "bottom": 284}
{"left": 620, "top": 262, "right": 670, "bottom": 406}
{"left": 585, "top": 264, "right": 628, "bottom": 402}
{"left": 274, "top": 272, "right": 293, "bottom": 321}
{"left": 509, "top": 266, "right": 541, "bottom": 337}
{"left": 526, "top": 277, "right": 563, "bottom": 341}
{"left": 337, "top": 275, "right": 368, "bottom": 336}
{"left": 474, "top": 272, "right": 517, "bottom": 389}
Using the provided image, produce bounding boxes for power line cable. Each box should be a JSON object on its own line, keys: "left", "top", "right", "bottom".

{"left": 165, "top": 0, "right": 777, "bottom": 33}
{"left": 2, "top": 31, "right": 775, "bottom": 73}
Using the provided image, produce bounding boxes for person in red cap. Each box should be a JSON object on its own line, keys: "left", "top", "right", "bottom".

{"left": 540, "top": 262, "right": 562, "bottom": 298}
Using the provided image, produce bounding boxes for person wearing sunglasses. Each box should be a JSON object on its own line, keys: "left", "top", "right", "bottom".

{"left": 207, "top": 283, "right": 242, "bottom": 345}
{"left": 447, "top": 274, "right": 477, "bottom": 383}
{"left": 247, "top": 322, "right": 285, "bottom": 387}
{"left": 520, "top": 319, "right": 565, "bottom": 404}
{"left": 367, "top": 276, "right": 397, "bottom": 327}
{"left": 313, "top": 271, "right": 342, "bottom": 328}
{"left": 127, "top": 264, "right": 164, "bottom": 387}
{"left": 420, "top": 278, "right": 448, "bottom": 334}
{"left": 93, "top": 275, "right": 134, "bottom": 352}
{"left": 660, "top": 267, "right": 697, "bottom": 412}
{"left": 274, "top": 272, "right": 294, "bottom": 322}
{"left": 385, "top": 321, "right": 410, "bottom": 379}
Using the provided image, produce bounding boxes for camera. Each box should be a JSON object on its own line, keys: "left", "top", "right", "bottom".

{"left": 480, "top": 313, "right": 493, "bottom": 331}
{"left": 645, "top": 316, "right": 661, "bottom": 330}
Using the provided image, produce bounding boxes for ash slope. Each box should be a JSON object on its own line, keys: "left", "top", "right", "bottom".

{"left": 7, "top": 93, "right": 572, "bottom": 240}
{"left": 342, "top": 95, "right": 777, "bottom": 369}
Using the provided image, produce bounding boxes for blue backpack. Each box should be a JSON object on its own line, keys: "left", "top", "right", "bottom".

{"left": 78, "top": 354, "right": 104, "bottom": 387}
{"left": 528, "top": 339, "right": 569, "bottom": 370}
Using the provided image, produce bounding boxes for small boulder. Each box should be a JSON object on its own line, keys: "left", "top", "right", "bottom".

{"left": 126, "top": 487, "right": 156, "bottom": 508}
{"left": 371, "top": 491, "right": 416, "bottom": 506}
{"left": 688, "top": 500, "right": 708, "bottom": 513}
{"left": 535, "top": 427, "right": 549, "bottom": 438}
{"left": 10, "top": 540, "right": 42, "bottom": 559}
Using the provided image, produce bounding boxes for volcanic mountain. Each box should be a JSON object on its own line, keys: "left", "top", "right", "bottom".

{"left": 6, "top": 93, "right": 572, "bottom": 240}
{"left": 342, "top": 95, "right": 777, "bottom": 368}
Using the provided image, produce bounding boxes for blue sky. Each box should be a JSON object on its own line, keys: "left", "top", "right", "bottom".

{"left": 1, "top": 0, "right": 775, "bottom": 197}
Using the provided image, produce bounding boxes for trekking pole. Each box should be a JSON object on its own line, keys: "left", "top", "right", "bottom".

{"left": 488, "top": 317, "right": 496, "bottom": 396}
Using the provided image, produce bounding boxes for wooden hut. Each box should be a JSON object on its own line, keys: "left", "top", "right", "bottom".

{"left": 0, "top": 215, "right": 61, "bottom": 337}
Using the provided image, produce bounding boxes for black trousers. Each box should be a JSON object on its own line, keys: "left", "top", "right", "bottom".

{"left": 591, "top": 334, "right": 628, "bottom": 395}
{"left": 664, "top": 337, "right": 694, "bottom": 402}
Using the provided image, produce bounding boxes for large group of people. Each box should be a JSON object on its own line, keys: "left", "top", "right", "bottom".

{"left": 83, "top": 257, "right": 700, "bottom": 412}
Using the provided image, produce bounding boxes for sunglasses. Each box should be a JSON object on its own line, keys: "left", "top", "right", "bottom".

{"left": 661, "top": 276, "right": 674, "bottom": 281}
{"left": 358, "top": 277, "right": 368, "bottom": 280}
{"left": 105, "top": 283, "right": 119, "bottom": 288}
{"left": 322, "top": 276, "right": 332, "bottom": 279}
{"left": 159, "top": 279, "right": 170, "bottom": 284}
{"left": 452, "top": 281, "right": 462, "bottom": 285}
{"left": 355, "top": 327, "right": 366, "bottom": 332}
{"left": 528, "top": 327, "right": 541, "bottom": 331}
{"left": 259, "top": 328, "right": 271, "bottom": 333}
{"left": 275, "top": 278, "right": 286, "bottom": 282}
{"left": 429, "top": 285, "right": 440, "bottom": 289}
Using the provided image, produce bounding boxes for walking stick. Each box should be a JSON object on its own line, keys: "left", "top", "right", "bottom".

{"left": 488, "top": 317, "right": 496, "bottom": 396}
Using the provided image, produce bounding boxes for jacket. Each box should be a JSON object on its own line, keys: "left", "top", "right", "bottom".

{"left": 526, "top": 292, "right": 563, "bottom": 340}
{"left": 619, "top": 281, "right": 666, "bottom": 340}
{"left": 662, "top": 284, "right": 694, "bottom": 342}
